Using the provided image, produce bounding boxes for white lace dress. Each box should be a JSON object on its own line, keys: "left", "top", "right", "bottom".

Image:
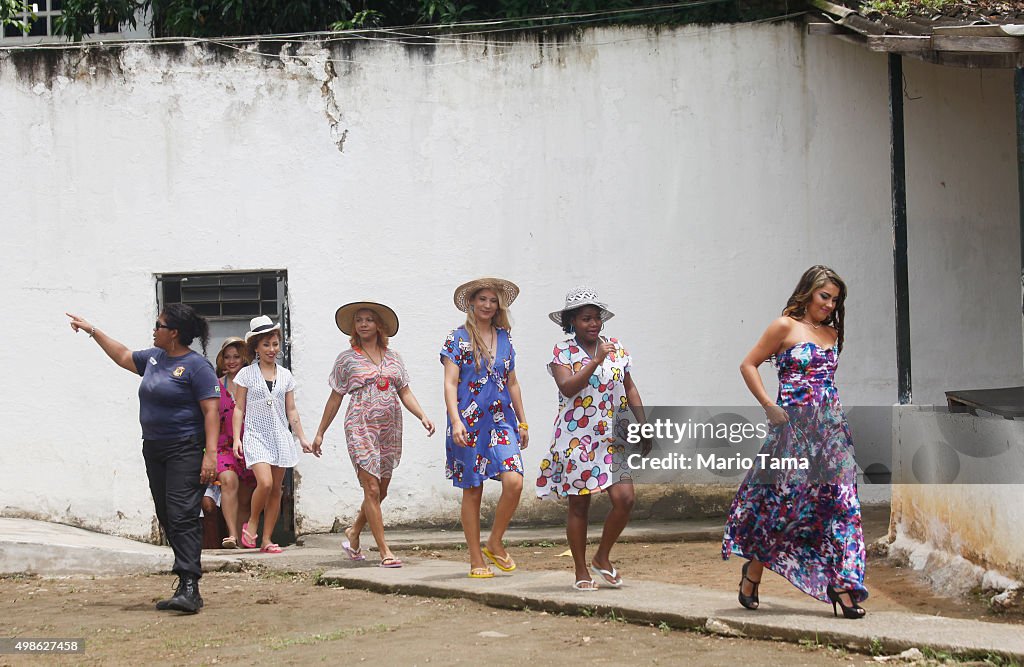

{"left": 236, "top": 362, "right": 300, "bottom": 468}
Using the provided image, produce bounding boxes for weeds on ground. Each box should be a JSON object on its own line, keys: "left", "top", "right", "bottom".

{"left": 268, "top": 624, "right": 392, "bottom": 650}
{"left": 918, "top": 647, "right": 1021, "bottom": 666}
{"left": 860, "top": 0, "right": 953, "bottom": 17}
{"left": 606, "top": 609, "right": 627, "bottom": 623}
{"left": 658, "top": 621, "right": 671, "bottom": 635}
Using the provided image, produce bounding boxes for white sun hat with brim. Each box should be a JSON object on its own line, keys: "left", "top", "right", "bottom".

{"left": 334, "top": 301, "right": 400, "bottom": 337}
{"left": 453, "top": 277, "right": 520, "bottom": 313}
{"left": 548, "top": 286, "right": 615, "bottom": 326}
{"left": 244, "top": 315, "right": 282, "bottom": 342}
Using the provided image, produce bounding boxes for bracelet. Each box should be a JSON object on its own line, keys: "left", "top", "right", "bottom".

{"left": 518, "top": 422, "right": 529, "bottom": 430}
{"left": 88, "top": 326, "right": 96, "bottom": 339}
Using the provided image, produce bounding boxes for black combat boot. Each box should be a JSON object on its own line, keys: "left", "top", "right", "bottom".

{"left": 155, "top": 575, "right": 203, "bottom": 613}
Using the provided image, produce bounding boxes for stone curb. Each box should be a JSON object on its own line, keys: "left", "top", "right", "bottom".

{"left": 319, "top": 560, "right": 1024, "bottom": 663}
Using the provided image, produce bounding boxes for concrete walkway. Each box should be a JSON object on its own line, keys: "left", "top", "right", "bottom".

{"left": 4, "top": 516, "right": 1023, "bottom": 661}
{"left": 320, "top": 559, "right": 1024, "bottom": 662}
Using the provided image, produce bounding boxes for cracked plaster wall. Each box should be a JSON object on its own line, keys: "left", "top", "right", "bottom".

{"left": 0, "top": 25, "right": 1018, "bottom": 539}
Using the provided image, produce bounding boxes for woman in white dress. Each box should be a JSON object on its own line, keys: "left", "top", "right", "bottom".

{"left": 232, "top": 315, "right": 311, "bottom": 553}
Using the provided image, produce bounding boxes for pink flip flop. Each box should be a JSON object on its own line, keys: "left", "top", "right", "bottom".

{"left": 240, "top": 522, "right": 257, "bottom": 549}
{"left": 260, "top": 543, "right": 282, "bottom": 554}
{"left": 342, "top": 540, "right": 366, "bottom": 562}
{"left": 380, "top": 557, "right": 403, "bottom": 568}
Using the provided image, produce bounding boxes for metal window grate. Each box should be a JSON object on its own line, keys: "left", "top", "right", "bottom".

{"left": 158, "top": 271, "right": 282, "bottom": 320}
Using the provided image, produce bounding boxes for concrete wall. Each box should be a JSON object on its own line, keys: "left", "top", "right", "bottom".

{"left": 0, "top": 24, "right": 1019, "bottom": 539}
{"left": 891, "top": 406, "right": 1024, "bottom": 586}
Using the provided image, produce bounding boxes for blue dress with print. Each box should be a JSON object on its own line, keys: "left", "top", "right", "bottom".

{"left": 440, "top": 326, "right": 524, "bottom": 489}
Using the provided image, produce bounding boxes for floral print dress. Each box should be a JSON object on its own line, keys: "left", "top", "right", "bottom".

{"left": 440, "top": 326, "right": 524, "bottom": 489}
{"left": 722, "top": 341, "right": 868, "bottom": 603}
{"left": 536, "top": 337, "right": 633, "bottom": 498}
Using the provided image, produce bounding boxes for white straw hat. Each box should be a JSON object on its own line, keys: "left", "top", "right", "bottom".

{"left": 244, "top": 315, "right": 281, "bottom": 342}
{"left": 453, "top": 277, "right": 520, "bottom": 313}
{"left": 548, "top": 286, "right": 614, "bottom": 326}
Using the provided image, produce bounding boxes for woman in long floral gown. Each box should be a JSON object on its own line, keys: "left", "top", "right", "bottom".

{"left": 722, "top": 265, "right": 867, "bottom": 619}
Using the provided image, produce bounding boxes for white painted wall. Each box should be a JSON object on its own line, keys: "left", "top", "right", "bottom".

{"left": 0, "top": 24, "right": 1019, "bottom": 538}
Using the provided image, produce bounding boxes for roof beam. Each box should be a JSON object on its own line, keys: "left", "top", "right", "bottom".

{"left": 932, "top": 35, "right": 1024, "bottom": 52}
{"left": 867, "top": 35, "right": 931, "bottom": 52}
{"left": 806, "top": 22, "right": 849, "bottom": 35}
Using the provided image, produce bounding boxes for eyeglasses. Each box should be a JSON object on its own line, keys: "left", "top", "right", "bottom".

{"left": 154, "top": 321, "right": 174, "bottom": 331}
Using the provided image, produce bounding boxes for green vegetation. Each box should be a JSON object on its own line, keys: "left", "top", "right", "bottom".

{"left": 52, "top": 0, "right": 799, "bottom": 41}
{"left": 860, "top": 0, "right": 954, "bottom": 18}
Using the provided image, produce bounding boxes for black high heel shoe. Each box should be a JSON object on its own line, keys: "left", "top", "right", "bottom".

{"left": 738, "top": 561, "right": 760, "bottom": 610}
{"left": 827, "top": 588, "right": 866, "bottom": 619}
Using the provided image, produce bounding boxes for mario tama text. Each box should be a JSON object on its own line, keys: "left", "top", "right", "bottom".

{"left": 627, "top": 451, "right": 809, "bottom": 472}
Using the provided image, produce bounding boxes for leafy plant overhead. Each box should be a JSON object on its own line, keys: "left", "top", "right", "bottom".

{"left": 52, "top": 0, "right": 796, "bottom": 40}
{"left": 1, "top": 0, "right": 34, "bottom": 31}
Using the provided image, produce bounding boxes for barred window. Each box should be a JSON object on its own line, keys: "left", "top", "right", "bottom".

{"left": 158, "top": 271, "right": 284, "bottom": 320}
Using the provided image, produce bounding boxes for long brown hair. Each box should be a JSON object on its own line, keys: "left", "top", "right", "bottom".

{"left": 464, "top": 287, "right": 513, "bottom": 371}
{"left": 782, "top": 265, "right": 847, "bottom": 354}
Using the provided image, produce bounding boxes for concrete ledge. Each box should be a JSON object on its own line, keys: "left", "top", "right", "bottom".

{"left": 0, "top": 518, "right": 242, "bottom": 576}
{"left": 300, "top": 519, "right": 725, "bottom": 551}
{"left": 320, "top": 559, "right": 1024, "bottom": 662}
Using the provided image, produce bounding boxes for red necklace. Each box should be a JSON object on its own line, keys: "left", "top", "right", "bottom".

{"left": 361, "top": 346, "right": 390, "bottom": 391}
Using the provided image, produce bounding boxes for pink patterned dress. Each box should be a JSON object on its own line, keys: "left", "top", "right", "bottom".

{"left": 216, "top": 378, "right": 255, "bottom": 486}
{"left": 329, "top": 347, "right": 410, "bottom": 479}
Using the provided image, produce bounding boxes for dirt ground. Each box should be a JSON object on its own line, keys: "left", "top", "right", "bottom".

{"left": 0, "top": 506, "right": 1017, "bottom": 665}
{"left": 2, "top": 570, "right": 876, "bottom": 667}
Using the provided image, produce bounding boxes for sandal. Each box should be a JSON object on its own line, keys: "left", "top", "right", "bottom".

{"left": 827, "top": 587, "right": 866, "bottom": 619}
{"left": 221, "top": 536, "right": 238, "bottom": 549}
{"left": 240, "top": 522, "right": 258, "bottom": 549}
{"left": 738, "top": 561, "right": 761, "bottom": 610}
{"left": 590, "top": 563, "right": 623, "bottom": 588}
{"left": 260, "top": 543, "right": 282, "bottom": 554}
{"left": 468, "top": 567, "right": 494, "bottom": 579}
{"left": 573, "top": 579, "right": 599, "bottom": 591}
{"left": 342, "top": 540, "right": 366, "bottom": 562}
{"left": 380, "top": 557, "right": 403, "bottom": 568}
{"left": 482, "top": 546, "right": 516, "bottom": 572}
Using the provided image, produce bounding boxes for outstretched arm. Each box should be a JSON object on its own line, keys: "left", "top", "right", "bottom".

{"left": 312, "top": 390, "right": 344, "bottom": 457}
{"left": 398, "top": 385, "right": 436, "bottom": 436}
{"left": 507, "top": 370, "right": 529, "bottom": 450}
{"left": 285, "top": 391, "right": 311, "bottom": 453}
{"left": 66, "top": 313, "right": 136, "bottom": 373}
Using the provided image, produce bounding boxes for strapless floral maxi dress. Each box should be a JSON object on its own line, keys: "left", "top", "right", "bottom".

{"left": 721, "top": 341, "right": 867, "bottom": 603}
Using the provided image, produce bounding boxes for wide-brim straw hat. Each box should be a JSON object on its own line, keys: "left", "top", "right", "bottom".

{"left": 548, "top": 286, "right": 615, "bottom": 325}
{"left": 453, "top": 277, "right": 520, "bottom": 312}
{"left": 219, "top": 336, "right": 245, "bottom": 352}
{"left": 335, "top": 301, "right": 400, "bottom": 337}
{"left": 244, "top": 315, "right": 282, "bottom": 342}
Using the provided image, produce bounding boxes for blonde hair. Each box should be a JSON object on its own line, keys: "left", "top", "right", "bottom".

{"left": 464, "top": 287, "right": 512, "bottom": 371}
{"left": 782, "top": 265, "right": 847, "bottom": 354}
{"left": 348, "top": 308, "right": 390, "bottom": 351}
{"left": 216, "top": 340, "right": 251, "bottom": 376}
